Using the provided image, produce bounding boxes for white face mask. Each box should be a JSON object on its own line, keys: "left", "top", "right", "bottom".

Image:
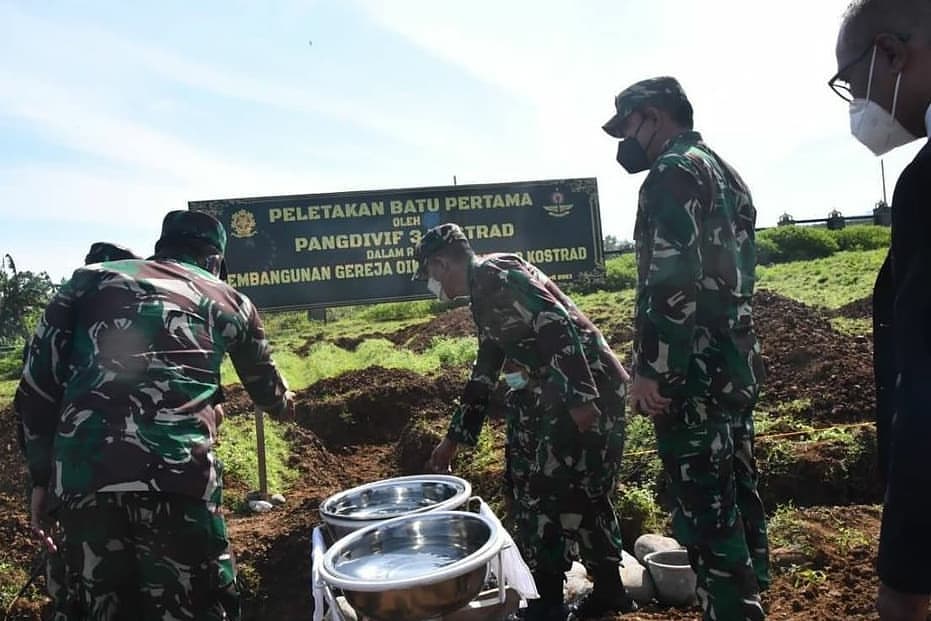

{"left": 850, "top": 46, "right": 918, "bottom": 156}
{"left": 503, "top": 371, "right": 529, "bottom": 390}
{"left": 427, "top": 277, "right": 449, "bottom": 302}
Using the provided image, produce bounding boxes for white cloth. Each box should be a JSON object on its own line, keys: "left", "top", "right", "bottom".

{"left": 312, "top": 526, "right": 327, "bottom": 621}
{"left": 478, "top": 500, "right": 539, "bottom": 600}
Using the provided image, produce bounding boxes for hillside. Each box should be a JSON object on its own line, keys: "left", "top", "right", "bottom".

{"left": 0, "top": 248, "right": 887, "bottom": 620}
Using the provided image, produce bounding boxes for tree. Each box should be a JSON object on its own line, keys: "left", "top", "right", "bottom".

{"left": 603, "top": 235, "right": 635, "bottom": 253}
{"left": 0, "top": 254, "right": 55, "bottom": 347}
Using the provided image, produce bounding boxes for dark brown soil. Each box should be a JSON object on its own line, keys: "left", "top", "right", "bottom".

{"left": 298, "top": 306, "right": 476, "bottom": 354}
{"left": 753, "top": 291, "right": 875, "bottom": 425}
{"left": 835, "top": 296, "right": 873, "bottom": 320}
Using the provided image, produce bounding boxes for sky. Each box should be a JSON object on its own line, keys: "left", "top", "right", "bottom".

{"left": 0, "top": 0, "right": 922, "bottom": 281}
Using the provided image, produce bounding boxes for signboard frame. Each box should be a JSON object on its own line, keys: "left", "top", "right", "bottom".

{"left": 191, "top": 177, "right": 605, "bottom": 311}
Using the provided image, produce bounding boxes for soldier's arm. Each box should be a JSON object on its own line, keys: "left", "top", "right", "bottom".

{"left": 15, "top": 281, "right": 80, "bottom": 488}
{"left": 505, "top": 269, "right": 599, "bottom": 407}
{"left": 228, "top": 296, "right": 290, "bottom": 416}
{"left": 447, "top": 336, "right": 505, "bottom": 446}
{"left": 634, "top": 156, "right": 704, "bottom": 395}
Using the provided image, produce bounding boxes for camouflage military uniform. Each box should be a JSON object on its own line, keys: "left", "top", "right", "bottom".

{"left": 440, "top": 249, "right": 629, "bottom": 579}
{"left": 616, "top": 78, "right": 770, "bottom": 620}
{"left": 14, "top": 242, "right": 140, "bottom": 621}
{"left": 15, "top": 212, "right": 289, "bottom": 620}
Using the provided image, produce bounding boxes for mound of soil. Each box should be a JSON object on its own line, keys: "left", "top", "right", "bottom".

{"left": 300, "top": 306, "right": 477, "bottom": 353}
{"left": 754, "top": 291, "right": 874, "bottom": 424}
{"left": 397, "top": 306, "right": 475, "bottom": 351}
{"left": 756, "top": 428, "right": 881, "bottom": 510}
{"left": 294, "top": 366, "right": 464, "bottom": 448}
{"left": 835, "top": 295, "right": 873, "bottom": 320}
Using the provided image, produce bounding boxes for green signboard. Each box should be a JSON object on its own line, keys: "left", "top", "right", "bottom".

{"left": 190, "top": 178, "right": 604, "bottom": 310}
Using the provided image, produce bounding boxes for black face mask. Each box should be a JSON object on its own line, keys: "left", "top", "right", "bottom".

{"left": 616, "top": 118, "right": 656, "bottom": 174}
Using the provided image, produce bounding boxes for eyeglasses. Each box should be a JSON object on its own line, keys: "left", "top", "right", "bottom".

{"left": 828, "top": 44, "right": 875, "bottom": 102}
{"left": 828, "top": 34, "right": 910, "bottom": 102}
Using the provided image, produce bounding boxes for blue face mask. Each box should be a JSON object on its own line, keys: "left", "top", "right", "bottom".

{"left": 504, "top": 372, "right": 528, "bottom": 390}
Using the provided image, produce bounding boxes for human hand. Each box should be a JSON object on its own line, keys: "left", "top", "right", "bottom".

{"left": 276, "top": 391, "right": 296, "bottom": 421}
{"left": 427, "top": 438, "right": 459, "bottom": 473}
{"left": 30, "top": 487, "right": 57, "bottom": 554}
{"left": 629, "top": 375, "right": 671, "bottom": 417}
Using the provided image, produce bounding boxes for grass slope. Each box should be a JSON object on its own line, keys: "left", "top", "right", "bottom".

{"left": 756, "top": 249, "right": 885, "bottom": 310}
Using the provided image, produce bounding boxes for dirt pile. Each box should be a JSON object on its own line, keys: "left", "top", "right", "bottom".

{"left": 299, "top": 306, "right": 476, "bottom": 353}
{"left": 294, "top": 366, "right": 463, "bottom": 448}
{"left": 756, "top": 427, "right": 881, "bottom": 509}
{"left": 754, "top": 291, "right": 874, "bottom": 424}
{"left": 835, "top": 295, "right": 873, "bottom": 320}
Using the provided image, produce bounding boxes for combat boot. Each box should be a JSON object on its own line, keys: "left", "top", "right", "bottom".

{"left": 568, "top": 563, "right": 639, "bottom": 619}
{"left": 517, "top": 571, "right": 569, "bottom": 621}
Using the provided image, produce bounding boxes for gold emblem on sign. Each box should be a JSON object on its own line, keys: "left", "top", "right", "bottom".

{"left": 543, "top": 190, "right": 574, "bottom": 218}
{"left": 230, "top": 209, "right": 257, "bottom": 238}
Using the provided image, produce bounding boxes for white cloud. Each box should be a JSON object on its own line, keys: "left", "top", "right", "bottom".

{"left": 357, "top": 0, "right": 916, "bottom": 235}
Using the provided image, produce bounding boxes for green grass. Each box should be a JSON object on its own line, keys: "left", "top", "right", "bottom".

{"left": 619, "top": 415, "right": 661, "bottom": 488}
{"left": 222, "top": 337, "right": 477, "bottom": 391}
{"left": 215, "top": 415, "right": 298, "bottom": 509}
{"left": 0, "top": 559, "right": 42, "bottom": 613}
{"left": 757, "top": 249, "right": 885, "bottom": 309}
{"left": 835, "top": 526, "right": 870, "bottom": 555}
{"left": 617, "top": 484, "right": 665, "bottom": 536}
{"left": 0, "top": 379, "right": 16, "bottom": 402}
{"left": 768, "top": 503, "right": 811, "bottom": 553}
{"left": 788, "top": 566, "right": 827, "bottom": 588}
{"left": 830, "top": 317, "right": 872, "bottom": 336}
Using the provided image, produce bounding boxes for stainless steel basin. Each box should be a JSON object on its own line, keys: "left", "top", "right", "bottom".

{"left": 320, "top": 475, "right": 472, "bottom": 540}
{"left": 319, "top": 511, "right": 503, "bottom": 621}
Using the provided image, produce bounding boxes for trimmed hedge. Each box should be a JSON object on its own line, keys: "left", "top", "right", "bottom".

{"left": 756, "top": 225, "right": 889, "bottom": 264}
{"left": 757, "top": 226, "right": 839, "bottom": 263}
{"left": 831, "top": 225, "right": 890, "bottom": 252}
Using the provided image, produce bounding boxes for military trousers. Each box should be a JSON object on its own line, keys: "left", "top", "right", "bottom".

{"left": 55, "top": 492, "right": 240, "bottom": 621}
{"left": 654, "top": 397, "right": 770, "bottom": 621}
{"left": 505, "top": 379, "right": 627, "bottom": 578}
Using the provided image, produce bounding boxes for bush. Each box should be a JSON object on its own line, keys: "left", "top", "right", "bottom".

{"left": 617, "top": 484, "right": 665, "bottom": 542}
{"left": 755, "top": 237, "right": 780, "bottom": 265}
{"left": 757, "top": 226, "right": 839, "bottom": 263}
{"left": 829, "top": 225, "right": 890, "bottom": 252}
{"left": 604, "top": 254, "right": 637, "bottom": 291}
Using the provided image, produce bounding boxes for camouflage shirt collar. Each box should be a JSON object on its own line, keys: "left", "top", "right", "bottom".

{"left": 658, "top": 130, "right": 703, "bottom": 157}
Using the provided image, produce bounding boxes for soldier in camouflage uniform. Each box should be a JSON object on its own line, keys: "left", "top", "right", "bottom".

{"left": 15, "top": 211, "right": 293, "bottom": 621}
{"left": 417, "top": 224, "right": 636, "bottom": 621}
{"left": 604, "top": 77, "right": 770, "bottom": 620}
{"left": 13, "top": 242, "right": 140, "bottom": 620}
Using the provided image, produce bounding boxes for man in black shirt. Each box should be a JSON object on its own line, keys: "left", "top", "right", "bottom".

{"left": 832, "top": 2, "right": 931, "bottom": 619}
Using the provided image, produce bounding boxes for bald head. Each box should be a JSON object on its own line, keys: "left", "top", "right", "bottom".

{"left": 835, "top": 0, "right": 931, "bottom": 138}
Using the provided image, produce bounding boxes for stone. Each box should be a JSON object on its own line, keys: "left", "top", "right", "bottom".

{"left": 249, "top": 500, "right": 274, "bottom": 513}
{"left": 270, "top": 493, "right": 287, "bottom": 506}
{"left": 621, "top": 550, "right": 656, "bottom": 604}
{"left": 563, "top": 562, "right": 592, "bottom": 601}
{"left": 634, "top": 534, "right": 681, "bottom": 564}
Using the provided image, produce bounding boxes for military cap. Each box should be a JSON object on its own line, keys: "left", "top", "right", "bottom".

{"left": 412, "top": 223, "right": 471, "bottom": 280}
{"left": 155, "top": 210, "right": 228, "bottom": 255}
{"left": 84, "top": 242, "right": 139, "bottom": 265}
{"left": 602, "top": 76, "right": 691, "bottom": 138}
